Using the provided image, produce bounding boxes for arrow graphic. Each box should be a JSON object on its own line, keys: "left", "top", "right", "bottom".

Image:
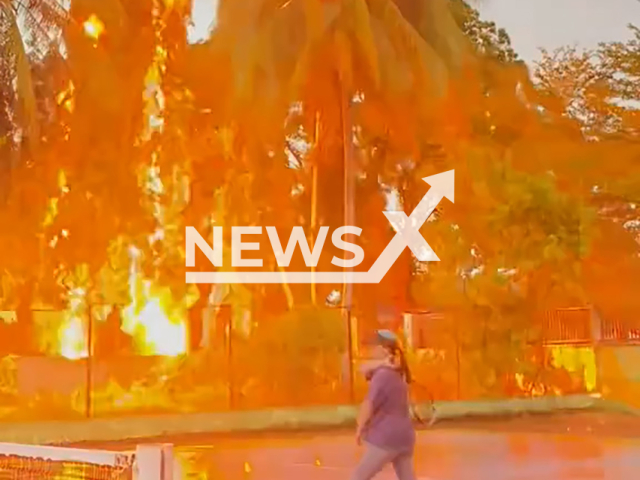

{"left": 186, "top": 170, "right": 454, "bottom": 284}
{"left": 367, "top": 169, "right": 454, "bottom": 283}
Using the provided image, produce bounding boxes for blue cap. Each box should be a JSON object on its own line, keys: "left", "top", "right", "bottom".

{"left": 365, "top": 329, "right": 399, "bottom": 347}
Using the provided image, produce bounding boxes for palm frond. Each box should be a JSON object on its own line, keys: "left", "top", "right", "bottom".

{"left": 0, "top": 0, "right": 69, "bottom": 152}
{"left": 15, "top": 0, "right": 67, "bottom": 55}
{"left": 418, "top": 0, "right": 470, "bottom": 71}
{"left": 0, "top": 0, "right": 39, "bottom": 150}
{"left": 369, "top": 0, "right": 449, "bottom": 98}
{"left": 344, "top": 0, "right": 380, "bottom": 89}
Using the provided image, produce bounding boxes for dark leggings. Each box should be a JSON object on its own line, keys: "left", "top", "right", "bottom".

{"left": 350, "top": 443, "right": 416, "bottom": 480}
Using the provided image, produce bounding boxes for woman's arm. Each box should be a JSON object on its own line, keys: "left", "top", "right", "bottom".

{"left": 356, "top": 366, "right": 386, "bottom": 443}
{"left": 356, "top": 398, "right": 373, "bottom": 443}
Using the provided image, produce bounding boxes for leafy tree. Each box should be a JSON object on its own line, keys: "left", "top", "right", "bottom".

{"left": 535, "top": 24, "right": 640, "bottom": 139}
{"left": 0, "top": 0, "right": 67, "bottom": 308}
{"left": 234, "top": 306, "right": 347, "bottom": 407}
{"left": 533, "top": 28, "right": 640, "bottom": 212}
{"left": 38, "top": 0, "right": 158, "bottom": 308}
{"left": 506, "top": 25, "right": 640, "bottom": 366}
{"left": 182, "top": 0, "right": 478, "bottom": 319}
{"left": 448, "top": 0, "right": 518, "bottom": 63}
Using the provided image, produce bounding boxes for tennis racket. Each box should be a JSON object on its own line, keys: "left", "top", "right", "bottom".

{"left": 409, "top": 381, "right": 438, "bottom": 427}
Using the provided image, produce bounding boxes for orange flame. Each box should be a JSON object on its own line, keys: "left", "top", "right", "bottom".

{"left": 121, "top": 246, "right": 188, "bottom": 356}
{"left": 58, "top": 288, "right": 89, "bottom": 360}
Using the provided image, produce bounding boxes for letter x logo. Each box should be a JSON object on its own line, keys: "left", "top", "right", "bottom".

{"left": 382, "top": 171, "right": 454, "bottom": 262}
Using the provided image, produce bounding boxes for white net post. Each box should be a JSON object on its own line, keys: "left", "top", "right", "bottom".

{"left": 135, "top": 444, "right": 174, "bottom": 480}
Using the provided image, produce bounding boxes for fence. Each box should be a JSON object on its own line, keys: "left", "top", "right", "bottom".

{"left": 0, "top": 305, "right": 618, "bottom": 422}
{"left": 542, "top": 307, "right": 593, "bottom": 345}
{"left": 600, "top": 317, "right": 640, "bottom": 343}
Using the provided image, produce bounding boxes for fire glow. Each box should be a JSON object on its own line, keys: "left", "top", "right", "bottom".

{"left": 53, "top": 14, "right": 189, "bottom": 360}
{"left": 55, "top": 248, "right": 188, "bottom": 359}
{"left": 82, "top": 14, "right": 104, "bottom": 41}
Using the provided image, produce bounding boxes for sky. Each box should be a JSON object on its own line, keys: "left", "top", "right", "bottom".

{"left": 188, "top": 0, "right": 640, "bottom": 65}
{"left": 187, "top": 0, "right": 219, "bottom": 44}
{"left": 477, "top": 0, "right": 640, "bottom": 64}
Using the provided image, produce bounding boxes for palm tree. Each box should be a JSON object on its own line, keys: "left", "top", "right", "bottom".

{"left": 0, "top": 0, "right": 67, "bottom": 311}
{"left": 0, "top": 0, "right": 67, "bottom": 157}
{"left": 184, "top": 0, "right": 474, "bottom": 314}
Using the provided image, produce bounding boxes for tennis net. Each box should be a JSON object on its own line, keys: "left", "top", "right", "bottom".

{"left": 0, "top": 442, "right": 173, "bottom": 480}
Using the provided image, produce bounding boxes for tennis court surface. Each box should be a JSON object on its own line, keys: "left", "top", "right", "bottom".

{"left": 169, "top": 415, "right": 640, "bottom": 480}
{"left": 3, "top": 412, "right": 640, "bottom": 479}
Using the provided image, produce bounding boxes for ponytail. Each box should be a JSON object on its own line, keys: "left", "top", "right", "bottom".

{"left": 397, "top": 347, "right": 412, "bottom": 385}
{"left": 387, "top": 345, "right": 411, "bottom": 384}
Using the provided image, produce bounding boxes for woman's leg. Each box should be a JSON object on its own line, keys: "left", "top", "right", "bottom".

{"left": 392, "top": 450, "right": 416, "bottom": 480}
{"left": 350, "top": 443, "right": 394, "bottom": 480}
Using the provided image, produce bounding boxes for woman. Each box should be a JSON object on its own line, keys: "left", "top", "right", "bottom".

{"left": 351, "top": 330, "right": 417, "bottom": 480}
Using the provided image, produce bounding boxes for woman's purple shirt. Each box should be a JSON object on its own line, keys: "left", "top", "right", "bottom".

{"left": 363, "top": 366, "right": 415, "bottom": 452}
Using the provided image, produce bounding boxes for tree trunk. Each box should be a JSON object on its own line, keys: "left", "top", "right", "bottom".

{"left": 309, "top": 112, "right": 320, "bottom": 306}
{"left": 340, "top": 83, "right": 355, "bottom": 311}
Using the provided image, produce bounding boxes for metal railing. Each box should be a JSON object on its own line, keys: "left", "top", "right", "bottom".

{"left": 542, "top": 307, "right": 593, "bottom": 345}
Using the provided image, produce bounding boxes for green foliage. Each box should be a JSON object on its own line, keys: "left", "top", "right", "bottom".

{"left": 234, "top": 307, "right": 347, "bottom": 406}
{"left": 449, "top": 0, "right": 518, "bottom": 63}
{"left": 263, "top": 306, "right": 347, "bottom": 353}
{"left": 535, "top": 24, "right": 639, "bottom": 138}
{"left": 489, "top": 169, "right": 594, "bottom": 267}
